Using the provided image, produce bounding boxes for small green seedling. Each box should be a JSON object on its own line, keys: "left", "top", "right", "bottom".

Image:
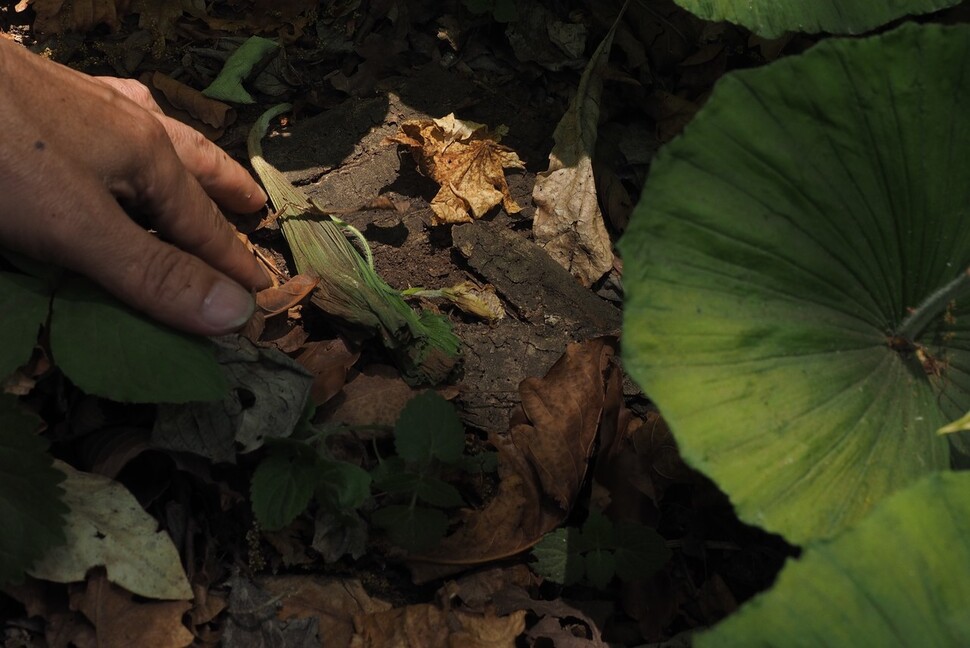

{"left": 531, "top": 511, "right": 670, "bottom": 588}
{"left": 371, "top": 390, "right": 496, "bottom": 552}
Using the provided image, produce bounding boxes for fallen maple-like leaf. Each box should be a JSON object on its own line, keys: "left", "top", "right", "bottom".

{"left": 407, "top": 338, "right": 619, "bottom": 582}
{"left": 69, "top": 573, "right": 193, "bottom": 648}
{"left": 385, "top": 113, "right": 525, "bottom": 225}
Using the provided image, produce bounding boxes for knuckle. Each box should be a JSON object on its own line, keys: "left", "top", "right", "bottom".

{"left": 131, "top": 244, "right": 197, "bottom": 303}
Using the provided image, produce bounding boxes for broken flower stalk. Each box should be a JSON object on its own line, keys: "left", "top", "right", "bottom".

{"left": 248, "top": 104, "right": 460, "bottom": 385}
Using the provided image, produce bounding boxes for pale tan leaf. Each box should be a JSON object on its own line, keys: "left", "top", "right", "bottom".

{"left": 29, "top": 462, "right": 192, "bottom": 601}
{"left": 532, "top": 4, "right": 629, "bottom": 286}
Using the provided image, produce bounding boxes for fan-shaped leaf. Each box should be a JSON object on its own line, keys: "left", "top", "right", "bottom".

{"left": 698, "top": 471, "right": 970, "bottom": 646}
{"left": 620, "top": 23, "right": 970, "bottom": 543}
{"left": 674, "top": 0, "right": 961, "bottom": 38}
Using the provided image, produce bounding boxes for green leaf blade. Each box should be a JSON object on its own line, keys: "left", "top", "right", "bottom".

{"left": 394, "top": 391, "right": 465, "bottom": 465}
{"left": 0, "top": 396, "right": 67, "bottom": 586}
{"left": 698, "top": 472, "right": 970, "bottom": 647}
{"left": 531, "top": 527, "right": 584, "bottom": 586}
{"left": 674, "top": 0, "right": 961, "bottom": 38}
{"left": 251, "top": 447, "right": 319, "bottom": 531}
{"left": 0, "top": 272, "right": 50, "bottom": 380}
{"left": 620, "top": 23, "right": 970, "bottom": 544}
{"left": 51, "top": 279, "right": 228, "bottom": 404}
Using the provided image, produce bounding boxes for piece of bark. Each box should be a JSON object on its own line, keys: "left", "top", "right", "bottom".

{"left": 452, "top": 220, "right": 621, "bottom": 335}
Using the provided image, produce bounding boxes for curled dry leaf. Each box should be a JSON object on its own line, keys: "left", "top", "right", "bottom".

{"left": 144, "top": 72, "right": 236, "bottom": 138}
{"left": 532, "top": 6, "right": 627, "bottom": 287}
{"left": 385, "top": 113, "right": 525, "bottom": 225}
{"left": 256, "top": 273, "right": 321, "bottom": 316}
{"left": 440, "top": 282, "right": 505, "bottom": 321}
{"left": 407, "top": 337, "right": 619, "bottom": 583}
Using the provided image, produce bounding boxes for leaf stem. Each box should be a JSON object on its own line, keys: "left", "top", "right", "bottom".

{"left": 896, "top": 268, "right": 970, "bottom": 341}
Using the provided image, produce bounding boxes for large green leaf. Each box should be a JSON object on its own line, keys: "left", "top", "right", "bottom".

{"left": 698, "top": 471, "right": 970, "bottom": 646}
{"left": 620, "top": 23, "right": 970, "bottom": 544}
{"left": 0, "top": 272, "right": 49, "bottom": 380}
{"left": 50, "top": 278, "right": 228, "bottom": 403}
{"left": 0, "top": 395, "right": 66, "bottom": 585}
{"left": 674, "top": 0, "right": 961, "bottom": 38}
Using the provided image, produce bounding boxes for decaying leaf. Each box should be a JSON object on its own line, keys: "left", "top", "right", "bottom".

{"left": 493, "top": 587, "right": 609, "bottom": 648}
{"left": 142, "top": 71, "right": 235, "bottom": 140}
{"left": 256, "top": 273, "right": 321, "bottom": 316}
{"left": 532, "top": 4, "right": 627, "bottom": 287}
{"left": 261, "top": 576, "right": 392, "bottom": 648}
{"left": 29, "top": 462, "right": 192, "bottom": 601}
{"left": 350, "top": 604, "right": 526, "bottom": 648}
{"left": 69, "top": 573, "right": 193, "bottom": 648}
{"left": 407, "top": 338, "right": 619, "bottom": 582}
{"left": 295, "top": 338, "right": 361, "bottom": 406}
{"left": 152, "top": 336, "right": 312, "bottom": 463}
{"left": 319, "top": 365, "right": 445, "bottom": 430}
{"left": 386, "top": 113, "right": 525, "bottom": 225}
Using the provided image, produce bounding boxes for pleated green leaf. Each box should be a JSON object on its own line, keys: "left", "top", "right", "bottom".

{"left": 674, "top": 0, "right": 961, "bottom": 38}
{"left": 698, "top": 471, "right": 970, "bottom": 646}
{"left": 620, "top": 23, "right": 970, "bottom": 544}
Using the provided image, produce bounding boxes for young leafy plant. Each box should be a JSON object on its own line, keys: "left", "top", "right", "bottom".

{"left": 672, "top": 0, "right": 961, "bottom": 38}
{"left": 250, "top": 421, "right": 372, "bottom": 532}
{"left": 531, "top": 511, "right": 670, "bottom": 588}
{"left": 371, "top": 390, "right": 496, "bottom": 552}
{"left": 620, "top": 22, "right": 970, "bottom": 545}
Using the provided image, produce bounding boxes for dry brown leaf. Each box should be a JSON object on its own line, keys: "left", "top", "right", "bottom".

{"left": 444, "top": 566, "right": 538, "bottom": 610}
{"left": 492, "top": 587, "right": 609, "bottom": 648}
{"left": 532, "top": 7, "right": 626, "bottom": 287}
{"left": 350, "top": 604, "right": 525, "bottom": 648}
{"left": 147, "top": 72, "right": 235, "bottom": 130}
{"left": 4, "top": 579, "right": 97, "bottom": 648}
{"left": 407, "top": 338, "right": 618, "bottom": 582}
{"left": 256, "top": 273, "right": 320, "bottom": 316}
{"left": 17, "top": 0, "right": 130, "bottom": 35}
{"left": 385, "top": 113, "right": 525, "bottom": 225}
{"left": 295, "top": 338, "right": 360, "bottom": 406}
{"left": 317, "top": 364, "right": 461, "bottom": 430}
{"left": 69, "top": 573, "right": 193, "bottom": 648}
{"left": 261, "top": 576, "right": 392, "bottom": 648}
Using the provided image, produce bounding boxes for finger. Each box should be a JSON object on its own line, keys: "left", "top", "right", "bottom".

{"left": 129, "top": 136, "right": 271, "bottom": 294}
{"left": 17, "top": 183, "right": 256, "bottom": 335}
{"left": 96, "top": 76, "right": 267, "bottom": 214}
{"left": 155, "top": 113, "right": 267, "bottom": 214}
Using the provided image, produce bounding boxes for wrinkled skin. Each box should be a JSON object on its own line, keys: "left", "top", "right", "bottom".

{"left": 0, "top": 39, "right": 271, "bottom": 334}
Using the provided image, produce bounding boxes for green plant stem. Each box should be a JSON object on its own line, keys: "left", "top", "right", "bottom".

{"left": 896, "top": 268, "right": 970, "bottom": 340}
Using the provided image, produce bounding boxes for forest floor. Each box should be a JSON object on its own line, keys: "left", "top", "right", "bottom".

{"left": 0, "top": 0, "right": 853, "bottom": 645}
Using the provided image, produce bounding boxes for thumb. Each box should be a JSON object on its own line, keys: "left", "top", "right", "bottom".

{"left": 78, "top": 221, "right": 256, "bottom": 336}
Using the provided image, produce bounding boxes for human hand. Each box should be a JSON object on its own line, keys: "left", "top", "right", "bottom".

{"left": 0, "top": 39, "right": 271, "bottom": 335}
